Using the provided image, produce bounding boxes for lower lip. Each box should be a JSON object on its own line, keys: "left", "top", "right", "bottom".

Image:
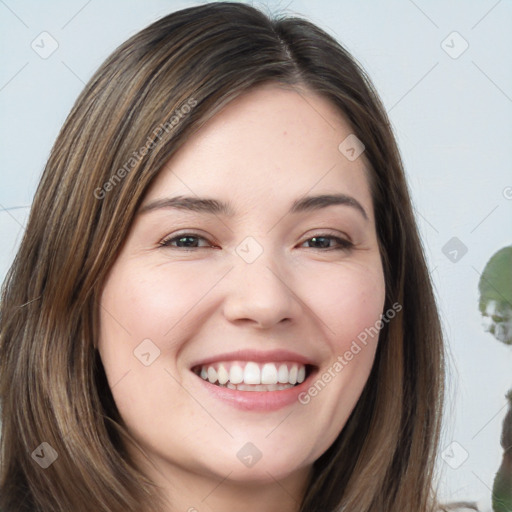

{"left": 192, "top": 371, "right": 316, "bottom": 412}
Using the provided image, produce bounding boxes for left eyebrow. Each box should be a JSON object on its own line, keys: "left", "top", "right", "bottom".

{"left": 290, "top": 193, "right": 368, "bottom": 221}
{"left": 139, "top": 193, "right": 368, "bottom": 221}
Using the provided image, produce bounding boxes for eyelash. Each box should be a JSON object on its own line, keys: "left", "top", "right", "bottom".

{"left": 159, "top": 232, "right": 354, "bottom": 252}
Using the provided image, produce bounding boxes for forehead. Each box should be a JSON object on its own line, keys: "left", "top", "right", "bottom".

{"left": 146, "top": 83, "right": 374, "bottom": 219}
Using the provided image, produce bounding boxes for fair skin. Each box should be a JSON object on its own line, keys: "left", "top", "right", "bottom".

{"left": 98, "top": 83, "right": 386, "bottom": 512}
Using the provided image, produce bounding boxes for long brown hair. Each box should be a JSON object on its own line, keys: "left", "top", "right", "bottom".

{"left": 0, "top": 2, "right": 445, "bottom": 511}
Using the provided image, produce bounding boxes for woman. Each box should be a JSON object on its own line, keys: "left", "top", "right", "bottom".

{"left": 0, "top": 2, "right": 445, "bottom": 511}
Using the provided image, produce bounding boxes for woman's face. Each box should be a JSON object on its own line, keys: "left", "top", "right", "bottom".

{"left": 98, "top": 84, "right": 386, "bottom": 493}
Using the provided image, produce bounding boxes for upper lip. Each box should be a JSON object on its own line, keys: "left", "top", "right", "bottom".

{"left": 189, "top": 349, "right": 318, "bottom": 369}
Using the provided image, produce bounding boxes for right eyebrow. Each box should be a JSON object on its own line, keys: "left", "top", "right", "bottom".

{"left": 139, "top": 196, "right": 235, "bottom": 216}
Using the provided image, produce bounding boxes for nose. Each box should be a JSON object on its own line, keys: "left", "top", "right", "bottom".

{"left": 222, "top": 251, "right": 302, "bottom": 329}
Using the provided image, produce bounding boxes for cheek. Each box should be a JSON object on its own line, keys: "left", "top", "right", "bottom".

{"left": 284, "top": 262, "right": 385, "bottom": 464}
{"left": 97, "top": 261, "right": 223, "bottom": 414}
{"left": 299, "top": 260, "right": 386, "bottom": 351}
{"left": 99, "top": 261, "right": 218, "bottom": 349}
{"left": 97, "top": 265, "right": 197, "bottom": 446}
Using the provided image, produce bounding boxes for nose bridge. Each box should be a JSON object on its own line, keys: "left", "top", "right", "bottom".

{"left": 222, "top": 237, "right": 299, "bottom": 327}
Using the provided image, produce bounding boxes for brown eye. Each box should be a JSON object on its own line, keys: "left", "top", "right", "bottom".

{"left": 301, "top": 235, "right": 353, "bottom": 251}
{"left": 160, "top": 233, "right": 213, "bottom": 250}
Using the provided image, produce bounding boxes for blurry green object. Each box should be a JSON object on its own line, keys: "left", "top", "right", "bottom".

{"left": 479, "top": 247, "right": 512, "bottom": 511}
{"left": 492, "top": 390, "right": 512, "bottom": 512}
{"left": 479, "top": 246, "right": 512, "bottom": 345}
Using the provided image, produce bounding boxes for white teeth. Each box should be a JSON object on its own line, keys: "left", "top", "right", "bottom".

{"left": 289, "top": 365, "right": 298, "bottom": 385}
{"left": 235, "top": 383, "right": 294, "bottom": 392}
{"left": 196, "top": 361, "right": 309, "bottom": 389}
{"left": 207, "top": 367, "right": 217, "bottom": 384}
{"left": 243, "top": 362, "right": 260, "bottom": 385}
{"left": 217, "top": 364, "right": 229, "bottom": 385}
{"left": 277, "top": 364, "right": 288, "bottom": 384}
{"left": 261, "top": 363, "right": 278, "bottom": 385}
{"left": 297, "top": 365, "right": 306, "bottom": 384}
{"left": 229, "top": 365, "right": 244, "bottom": 384}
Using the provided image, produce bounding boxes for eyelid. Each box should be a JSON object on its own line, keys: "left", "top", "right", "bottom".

{"left": 300, "top": 227, "right": 352, "bottom": 243}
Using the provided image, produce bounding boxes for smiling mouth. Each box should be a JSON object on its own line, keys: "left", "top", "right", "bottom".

{"left": 191, "top": 361, "right": 315, "bottom": 392}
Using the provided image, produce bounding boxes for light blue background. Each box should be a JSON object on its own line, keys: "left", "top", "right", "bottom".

{"left": 1, "top": 1, "right": 511, "bottom": 509}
